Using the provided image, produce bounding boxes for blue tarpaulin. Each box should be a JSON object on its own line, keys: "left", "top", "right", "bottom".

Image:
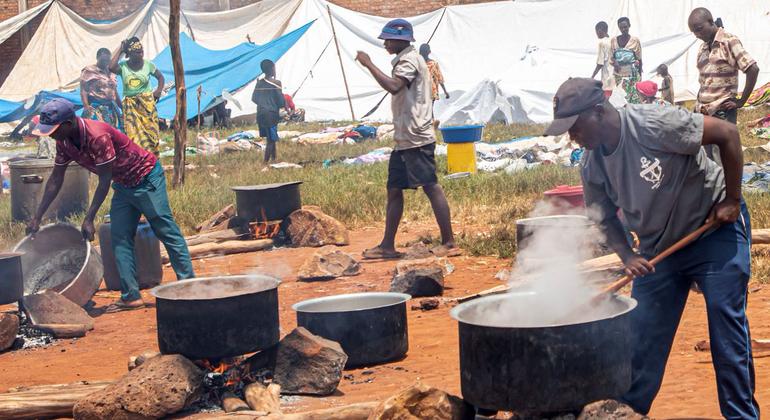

{"left": 0, "top": 20, "right": 313, "bottom": 124}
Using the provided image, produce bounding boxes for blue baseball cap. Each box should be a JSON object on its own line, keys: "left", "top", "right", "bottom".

{"left": 378, "top": 19, "right": 415, "bottom": 42}
{"left": 31, "top": 98, "right": 75, "bottom": 136}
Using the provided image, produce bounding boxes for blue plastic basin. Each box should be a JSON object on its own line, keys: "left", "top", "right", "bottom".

{"left": 440, "top": 125, "right": 484, "bottom": 143}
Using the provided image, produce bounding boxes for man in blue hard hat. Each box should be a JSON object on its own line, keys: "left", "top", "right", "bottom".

{"left": 355, "top": 19, "right": 459, "bottom": 259}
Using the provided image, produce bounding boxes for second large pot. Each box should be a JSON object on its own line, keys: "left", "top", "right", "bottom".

{"left": 293, "top": 292, "right": 410, "bottom": 368}
{"left": 151, "top": 275, "right": 280, "bottom": 360}
{"left": 450, "top": 292, "right": 636, "bottom": 413}
{"left": 0, "top": 253, "right": 23, "bottom": 305}
{"left": 232, "top": 181, "right": 302, "bottom": 222}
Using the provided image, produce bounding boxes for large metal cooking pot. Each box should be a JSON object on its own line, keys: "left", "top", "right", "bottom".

{"left": 9, "top": 159, "right": 90, "bottom": 222}
{"left": 450, "top": 292, "right": 637, "bottom": 413}
{"left": 231, "top": 181, "right": 302, "bottom": 222}
{"left": 0, "top": 253, "right": 24, "bottom": 305}
{"left": 293, "top": 292, "right": 410, "bottom": 368}
{"left": 151, "top": 275, "right": 281, "bottom": 360}
{"left": 14, "top": 224, "right": 104, "bottom": 307}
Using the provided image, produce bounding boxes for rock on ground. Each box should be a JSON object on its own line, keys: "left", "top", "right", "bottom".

{"left": 127, "top": 350, "right": 161, "bottom": 371}
{"left": 244, "top": 382, "right": 282, "bottom": 414}
{"left": 396, "top": 257, "right": 453, "bottom": 276}
{"left": 298, "top": 247, "right": 361, "bottom": 281}
{"left": 369, "top": 383, "right": 473, "bottom": 420}
{"left": 390, "top": 267, "right": 444, "bottom": 297}
{"left": 73, "top": 354, "right": 203, "bottom": 420}
{"left": 577, "top": 400, "right": 648, "bottom": 420}
{"left": 21, "top": 291, "right": 94, "bottom": 330}
{"left": 287, "top": 206, "right": 350, "bottom": 247}
{"left": 273, "top": 327, "right": 347, "bottom": 396}
{"left": 0, "top": 313, "right": 20, "bottom": 352}
{"left": 411, "top": 298, "right": 440, "bottom": 311}
{"left": 403, "top": 243, "right": 433, "bottom": 260}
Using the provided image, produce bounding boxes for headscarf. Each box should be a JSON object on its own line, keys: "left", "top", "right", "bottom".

{"left": 127, "top": 39, "right": 143, "bottom": 52}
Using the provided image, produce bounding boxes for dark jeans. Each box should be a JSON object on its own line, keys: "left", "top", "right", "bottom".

{"left": 621, "top": 201, "right": 759, "bottom": 419}
{"left": 706, "top": 108, "right": 737, "bottom": 165}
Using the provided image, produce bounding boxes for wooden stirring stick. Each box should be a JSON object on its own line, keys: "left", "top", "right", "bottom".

{"left": 559, "top": 220, "right": 718, "bottom": 322}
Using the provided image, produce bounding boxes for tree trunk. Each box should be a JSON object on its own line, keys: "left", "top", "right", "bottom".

{"left": 169, "top": 0, "right": 187, "bottom": 187}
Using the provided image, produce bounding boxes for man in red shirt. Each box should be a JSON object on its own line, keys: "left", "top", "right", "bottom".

{"left": 27, "top": 99, "right": 194, "bottom": 311}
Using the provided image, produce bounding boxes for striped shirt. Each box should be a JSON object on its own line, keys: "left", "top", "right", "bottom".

{"left": 695, "top": 28, "right": 756, "bottom": 115}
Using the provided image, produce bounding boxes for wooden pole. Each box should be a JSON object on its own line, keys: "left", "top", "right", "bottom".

{"left": 327, "top": 5, "right": 356, "bottom": 121}
{"left": 169, "top": 0, "right": 187, "bottom": 187}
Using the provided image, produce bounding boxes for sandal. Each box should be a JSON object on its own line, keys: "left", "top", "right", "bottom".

{"left": 104, "top": 299, "right": 146, "bottom": 314}
{"left": 362, "top": 246, "right": 404, "bottom": 260}
{"left": 431, "top": 245, "right": 463, "bottom": 258}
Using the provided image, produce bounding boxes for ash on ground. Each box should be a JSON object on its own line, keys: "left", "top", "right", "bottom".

{"left": 13, "top": 311, "right": 55, "bottom": 350}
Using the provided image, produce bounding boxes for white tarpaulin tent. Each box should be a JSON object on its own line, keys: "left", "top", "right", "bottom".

{"left": 1, "top": 0, "right": 769, "bottom": 122}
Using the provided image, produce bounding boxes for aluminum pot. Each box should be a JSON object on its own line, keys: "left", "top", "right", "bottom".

{"left": 231, "top": 181, "right": 302, "bottom": 222}
{"left": 450, "top": 292, "right": 637, "bottom": 413}
{"left": 293, "top": 292, "right": 410, "bottom": 368}
{"left": 0, "top": 253, "right": 24, "bottom": 305}
{"left": 9, "top": 159, "right": 90, "bottom": 223}
{"left": 14, "top": 224, "right": 104, "bottom": 307}
{"left": 151, "top": 275, "right": 280, "bottom": 360}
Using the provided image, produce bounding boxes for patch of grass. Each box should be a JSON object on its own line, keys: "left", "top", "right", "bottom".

{"left": 1, "top": 107, "right": 769, "bottom": 283}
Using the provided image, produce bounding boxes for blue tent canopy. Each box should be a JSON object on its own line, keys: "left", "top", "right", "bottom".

{"left": 0, "top": 20, "right": 313, "bottom": 124}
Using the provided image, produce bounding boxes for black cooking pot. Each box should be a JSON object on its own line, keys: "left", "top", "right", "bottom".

{"left": 293, "top": 292, "right": 410, "bottom": 368}
{"left": 232, "top": 181, "right": 302, "bottom": 222}
{"left": 450, "top": 292, "right": 636, "bottom": 413}
{"left": 151, "top": 275, "right": 280, "bottom": 360}
{"left": 0, "top": 253, "right": 24, "bottom": 305}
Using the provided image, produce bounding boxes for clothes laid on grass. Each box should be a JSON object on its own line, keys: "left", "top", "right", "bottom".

{"left": 695, "top": 28, "right": 756, "bottom": 116}
{"left": 54, "top": 117, "right": 156, "bottom": 187}
{"left": 621, "top": 201, "right": 757, "bottom": 419}
{"left": 611, "top": 36, "right": 642, "bottom": 104}
{"left": 391, "top": 46, "right": 435, "bottom": 150}
{"left": 111, "top": 161, "right": 194, "bottom": 302}
{"left": 387, "top": 142, "right": 438, "bottom": 189}
{"left": 119, "top": 60, "right": 156, "bottom": 98}
{"left": 123, "top": 91, "right": 160, "bottom": 156}
{"left": 746, "top": 82, "right": 770, "bottom": 107}
{"left": 582, "top": 104, "right": 724, "bottom": 257}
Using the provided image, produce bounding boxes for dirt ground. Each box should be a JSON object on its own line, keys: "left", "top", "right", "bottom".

{"left": 1, "top": 224, "right": 769, "bottom": 419}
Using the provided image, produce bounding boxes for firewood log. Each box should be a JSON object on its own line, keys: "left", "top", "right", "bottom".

{"left": 33, "top": 324, "right": 88, "bottom": 338}
{"left": 222, "top": 392, "right": 251, "bottom": 413}
{"left": 244, "top": 382, "right": 281, "bottom": 414}
{"left": 0, "top": 381, "right": 111, "bottom": 419}
{"left": 162, "top": 239, "right": 274, "bottom": 263}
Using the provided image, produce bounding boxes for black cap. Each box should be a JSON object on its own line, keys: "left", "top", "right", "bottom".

{"left": 544, "top": 78, "right": 606, "bottom": 136}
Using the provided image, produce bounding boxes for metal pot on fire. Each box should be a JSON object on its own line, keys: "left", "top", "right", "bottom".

{"left": 231, "top": 181, "right": 302, "bottom": 223}
{"left": 450, "top": 291, "right": 637, "bottom": 413}
{"left": 151, "top": 275, "right": 280, "bottom": 360}
{"left": 293, "top": 292, "right": 410, "bottom": 368}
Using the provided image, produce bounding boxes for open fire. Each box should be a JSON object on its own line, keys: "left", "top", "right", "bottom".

{"left": 250, "top": 209, "right": 282, "bottom": 240}
{"left": 193, "top": 352, "right": 275, "bottom": 412}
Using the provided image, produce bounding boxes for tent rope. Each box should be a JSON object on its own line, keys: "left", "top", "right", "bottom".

{"left": 291, "top": 38, "right": 333, "bottom": 98}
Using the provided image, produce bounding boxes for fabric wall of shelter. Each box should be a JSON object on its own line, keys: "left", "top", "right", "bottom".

{"left": 0, "top": 0, "right": 768, "bottom": 123}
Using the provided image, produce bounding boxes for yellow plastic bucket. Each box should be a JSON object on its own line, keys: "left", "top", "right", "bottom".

{"left": 447, "top": 142, "right": 477, "bottom": 174}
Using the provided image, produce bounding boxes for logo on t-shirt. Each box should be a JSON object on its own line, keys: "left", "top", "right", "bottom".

{"left": 640, "top": 157, "right": 663, "bottom": 189}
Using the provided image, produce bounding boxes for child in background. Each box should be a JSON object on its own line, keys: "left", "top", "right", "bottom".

{"left": 636, "top": 80, "right": 667, "bottom": 106}
{"left": 251, "top": 59, "right": 285, "bottom": 163}
{"left": 656, "top": 64, "right": 674, "bottom": 104}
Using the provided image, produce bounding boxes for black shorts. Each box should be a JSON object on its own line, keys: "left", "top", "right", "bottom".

{"left": 387, "top": 143, "right": 438, "bottom": 190}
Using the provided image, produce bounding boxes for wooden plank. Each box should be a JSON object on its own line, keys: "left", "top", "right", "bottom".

{"left": 196, "top": 204, "right": 236, "bottom": 233}
{"left": 0, "top": 381, "right": 111, "bottom": 419}
{"left": 164, "top": 239, "right": 274, "bottom": 263}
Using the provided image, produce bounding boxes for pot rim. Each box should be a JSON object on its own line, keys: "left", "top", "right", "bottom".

{"left": 292, "top": 291, "right": 411, "bottom": 313}
{"left": 231, "top": 181, "right": 303, "bottom": 191}
{"left": 0, "top": 252, "right": 24, "bottom": 259}
{"left": 13, "top": 223, "right": 93, "bottom": 297}
{"left": 150, "top": 274, "right": 281, "bottom": 301}
{"left": 450, "top": 293, "right": 637, "bottom": 329}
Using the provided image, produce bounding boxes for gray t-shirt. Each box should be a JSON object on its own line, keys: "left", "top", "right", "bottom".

{"left": 582, "top": 104, "right": 725, "bottom": 256}
{"left": 390, "top": 46, "right": 435, "bottom": 150}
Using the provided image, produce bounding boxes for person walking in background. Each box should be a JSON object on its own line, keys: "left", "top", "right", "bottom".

{"left": 26, "top": 99, "right": 194, "bottom": 313}
{"left": 251, "top": 59, "right": 285, "bottom": 163}
{"left": 419, "top": 44, "right": 449, "bottom": 128}
{"left": 656, "top": 64, "right": 674, "bottom": 104}
{"left": 80, "top": 48, "right": 122, "bottom": 130}
{"left": 591, "top": 21, "right": 614, "bottom": 97}
{"left": 356, "top": 19, "right": 459, "bottom": 259}
{"left": 610, "top": 17, "right": 643, "bottom": 104}
{"left": 110, "top": 37, "right": 164, "bottom": 157}
{"left": 689, "top": 7, "right": 759, "bottom": 124}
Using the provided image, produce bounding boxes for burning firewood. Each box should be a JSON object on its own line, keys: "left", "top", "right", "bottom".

{"left": 196, "top": 204, "right": 236, "bottom": 233}
{"left": 221, "top": 392, "right": 250, "bottom": 413}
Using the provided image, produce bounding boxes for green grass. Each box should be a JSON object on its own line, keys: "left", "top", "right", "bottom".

{"left": 2, "top": 108, "right": 770, "bottom": 282}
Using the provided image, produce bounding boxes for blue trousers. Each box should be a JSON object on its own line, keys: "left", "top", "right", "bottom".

{"left": 621, "top": 202, "right": 759, "bottom": 419}
{"left": 110, "top": 162, "right": 195, "bottom": 301}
